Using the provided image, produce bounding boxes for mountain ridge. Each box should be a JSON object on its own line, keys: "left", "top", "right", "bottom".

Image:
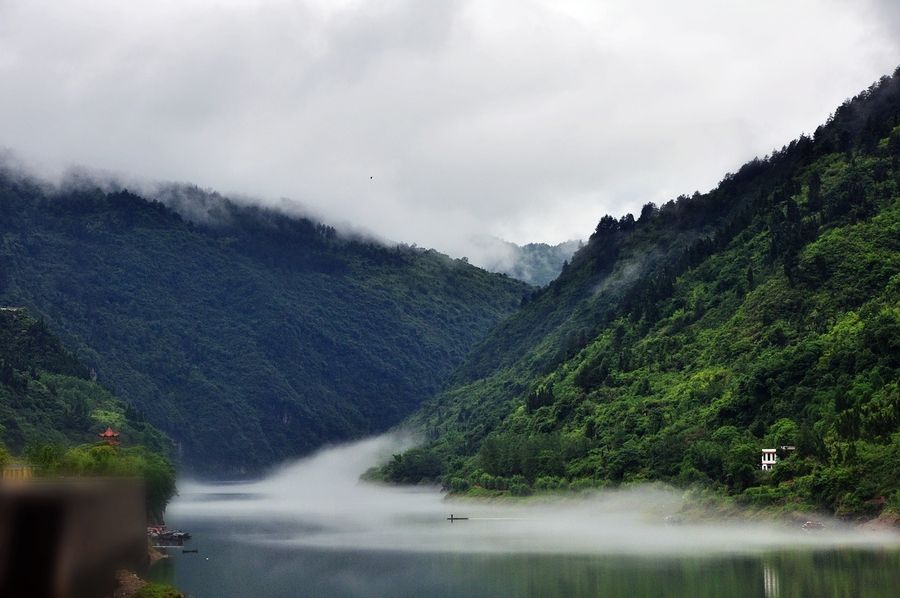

{"left": 469, "top": 237, "right": 583, "bottom": 286}
{"left": 0, "top": 175, "right": 530, "bottom": 474}
{"left": 381, "top": 67, "right": 900, "bottom": 517}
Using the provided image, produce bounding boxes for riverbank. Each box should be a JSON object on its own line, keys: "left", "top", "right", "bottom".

{"left": 113, "top": 570, "right": 182, "bottom": 598}
{"left": 155, "top": 436, "right": 900, "bottom": 597}
{"left": 110, "top": 543, "right": 182, "bottom": 598}
{"left": 442, "top": 482, "right": 900, "bottom": 531}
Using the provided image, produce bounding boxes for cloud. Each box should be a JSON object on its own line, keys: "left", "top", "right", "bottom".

{"left": 865, "top": 0, "right": 900, "bottom": 34}
{"left": 0, "top": 0, "right": 897, "bottom": 259}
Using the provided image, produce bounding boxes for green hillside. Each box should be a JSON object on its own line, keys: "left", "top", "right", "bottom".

{"left": 0, "top": 307, "right": 168, "bottom": 453}
{"left": 0, "top": 183, "right": 529, "bottom": 474}
{"left": 0, "top": 307, "right": 175, "bottom": 517}
{"left": 383, "top": 68, "right": 900, "bottom": 518}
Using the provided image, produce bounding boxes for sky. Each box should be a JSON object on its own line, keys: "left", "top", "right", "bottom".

{"left": 0, "top": 0, "right": 898, "bottom": 262}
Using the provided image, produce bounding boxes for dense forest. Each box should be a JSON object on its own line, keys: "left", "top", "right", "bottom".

{"left": 0, "top": 179, "right": 529, "bottom": 474}
{"left": 0, "top": 308, "right": 174, "bottom": 518}
{"left": 380, "top": 68, "right": 900, "bottom": 518}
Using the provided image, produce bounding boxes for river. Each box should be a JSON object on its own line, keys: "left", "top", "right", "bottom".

{"left": 150, "top": 435, "right": 900, "bottom": 597}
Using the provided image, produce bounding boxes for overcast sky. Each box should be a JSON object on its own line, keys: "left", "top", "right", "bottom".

{"left": 1, "top": 0, "right": 898, "bottom": 262}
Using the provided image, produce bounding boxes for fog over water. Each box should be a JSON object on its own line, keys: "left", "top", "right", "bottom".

{"left": 169, "top": 434, "right": 899, "bottom": 557}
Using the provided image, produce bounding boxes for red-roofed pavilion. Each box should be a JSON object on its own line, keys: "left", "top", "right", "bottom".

{"left": 98, "top": 427, "right": 121, "bottom": 446}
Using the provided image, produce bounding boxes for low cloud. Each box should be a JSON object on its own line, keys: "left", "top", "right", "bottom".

{"left": 1, "top": 0, "right": 898, "bottom": 258}
{"left": 171, "top": 434, "right": 899, "bottom": 556}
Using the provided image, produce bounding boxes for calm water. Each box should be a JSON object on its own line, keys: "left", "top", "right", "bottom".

{"left": 150, "top": 436, "right": 900, "bottom": 598}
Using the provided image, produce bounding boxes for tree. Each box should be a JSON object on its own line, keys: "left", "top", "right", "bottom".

{"left": 0, "top": 360, "right": 14, "bottom": 387}
{"left": 797, "top": 423, "right": 826, "bottom": 459}
{"left": 807, "top": 171, "right": 822, "bottom": 211}
{"left": 767, "top": 418, "right": 798, "bottom": 449}
{"left": 59, "top": 444, "right": 176, "bottom": 521}
{"left": 526, "top": 384, "right": 554, "bottom": 412}
{"left": 0, "top": 444, "right": 11, "bottom": 469}
{"left": 688, "top": 441, "right": 724, "bottom": 481}
{"left": 593, "top": 215, "right": 619, "bottom": 238}
{"left": 724, "top": 443, "right": 758, "bottom": 490}
{"left": 25, "top": 442, "right": 65, "bottom": 474}
{"left": 638, "top": 202, "right": 658, "bottom": 224}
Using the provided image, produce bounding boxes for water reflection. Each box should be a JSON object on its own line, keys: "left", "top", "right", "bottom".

{"left": 763, "top": 563, "right": 779, "bottom": 597}
{"left": 150, "top": 535, "right": 900, "bottom": 598}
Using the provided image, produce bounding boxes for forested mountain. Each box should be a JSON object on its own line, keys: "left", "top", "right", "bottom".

{"left": 383, "top": 68, "right": 900, "bottom": 517}
{"left": 0, "top": 179, "right": 529, "bottom": 474}
{"left": 0, "top": 306, "right": 176, "bottom": 517}
{"left": 474, "top": 238, "right": 583, "bottom": 286}
{"left": 0, "top": 307, "right": 167, "bottom": 453}
{"left": 510, "top": 240, "right": 583, "bottom": 286}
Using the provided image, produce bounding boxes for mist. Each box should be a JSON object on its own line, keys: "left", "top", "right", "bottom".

{"left": 169, "top": 434, "right": 899, "bottom": 557}
{"left": 2, "top": 0, "right": 898, "bottom": 260}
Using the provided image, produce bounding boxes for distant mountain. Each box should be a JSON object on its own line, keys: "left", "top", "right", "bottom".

{"left": 471, "top": 238, "right": 582, "bottom": 286}
{"left": 0, "top": 307, "right": 167, "bottom": 453}
{"left": 382, "top": 68, "right": 900, "bottom": 518}
{"left": 0, "top": 179, "right": 530, "bottom": 474}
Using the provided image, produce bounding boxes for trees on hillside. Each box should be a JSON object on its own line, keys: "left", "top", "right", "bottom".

{"left": 379, "top": 69, "right": 900, "bottom": 517}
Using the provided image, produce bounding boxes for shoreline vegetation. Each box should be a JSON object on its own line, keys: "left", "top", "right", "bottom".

{"left": 113, "top": 569, "right": 182, "bottom": 598}
{"left": 438, "top": 484, "right": 900, "bottom": 531}
{"left": 7, "top": 442, "right": 176, "bottom": 522}
{"left": 108, "top": 543, "right": 182, "bottom": 598}
{"left": 1, "top": 308, "right": 177, "bottom": 520}
{"left": 362, "top": 467, "right": 900, "bottom": 530}
{"left": 1, "top": 306, "right": 181, "bottom": 595}
{"left": 374, "top": 68, "right": 900, "bottom": 521}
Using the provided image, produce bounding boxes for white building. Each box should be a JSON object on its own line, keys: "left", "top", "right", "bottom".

{"left": 761, "top": 449, "right": 778, "bottom": 471}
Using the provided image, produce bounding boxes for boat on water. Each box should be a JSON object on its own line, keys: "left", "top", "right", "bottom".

{"left": 148, "top": 526, "right": 192, "bottom": 545}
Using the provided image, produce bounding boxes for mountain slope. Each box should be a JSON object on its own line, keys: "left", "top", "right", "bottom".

{"left": 473, "top": 238, "right": 583, "bottom": 286}
{"left": 0, "top": 307, "right": 167, "bottom": 453}
{"left": 0, "top": 182, "right": 529, "bottom": 474}
{"left": 384, "top": 68, "right": 900, "bottom": 517}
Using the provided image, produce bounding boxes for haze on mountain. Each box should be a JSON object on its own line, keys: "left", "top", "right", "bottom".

{"left": 0, "top": 176, "right": 529, "bottom": 474}
{"left": 465, "top": 237, "right": 583, "bottom": 286}
{"left": 379, "top": 68, "right": 900, "bottom": 518}
{"left": 1, "top": 0, "right": 899, "bottom": 263}
{"left": 1, "top": 0, "right": 899, "bottom": 514}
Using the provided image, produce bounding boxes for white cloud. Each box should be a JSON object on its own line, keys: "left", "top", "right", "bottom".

{"left": 0, "top": 0, "right": 897, "bottom": 260}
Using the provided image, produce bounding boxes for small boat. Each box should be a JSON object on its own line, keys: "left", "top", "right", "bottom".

{"left": 446, "top": 514, "right": 469, "bottom": 523}
{"left": 801, "top": 520, "right": 825, "bottom": 531}
{"left": 149, "top": 526, "right": 193, "bottom": 546}
{"left": 159, "top": 529, "right": 192, "bottom": 540}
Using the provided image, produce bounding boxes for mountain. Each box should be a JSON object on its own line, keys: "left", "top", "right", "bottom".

{"left": 0, "top": 306, "right": 176, "bottom": 519}
{"left": 382, "top": 68, "right": 900, "bottom": 517}
{"left": 0, "top": 180, "right": 530, "bottom": 474}
{"left": 471, "top": 238, "right": 583, "bottom": 286}
{"left": 0, "top": 307, "right": 167, "bottom": 454}
{"left": 509, "top": 240, "right": 583, "bottom": 286}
